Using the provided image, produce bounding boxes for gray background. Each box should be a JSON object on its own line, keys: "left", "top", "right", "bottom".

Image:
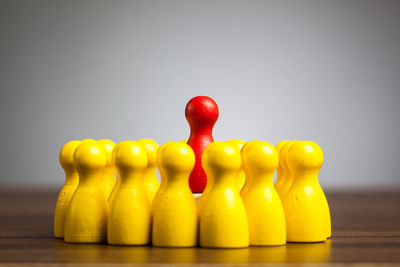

{"left": 1, "top": 0, "right": 399, "bottom": 189}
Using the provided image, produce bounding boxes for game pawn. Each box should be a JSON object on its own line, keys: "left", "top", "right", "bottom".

{"left": 97, "top": 139, "right": 116, "bottom": 199}
{"left": 227, "top": 140, "right": 246, "bottom": 191}
{"left": 64, "top": 140, "right": 108, "bottom": 243}
{"left": 185, "top": 96, "right": 219, "bottom": 194}
{"left": 276, "top": 140, "right": 297, "bottom": 199}
{"left": 137, "top": 138, "right": 160, "bottom": 203}
{"left": 199, "top": 141, "right": 249, "bottom": 248}
{"left": 274, "top": 140, "right": 290, "bottom": 191}
{"left": 107, "top": 141, "right": 151, "bottom": 245}
{"left": 283, "top": 141, "right": 330, "bottom": 242}
{"left": 54, "top": 140, "right": 81, "bottom": 238}
{"left": 152, "top": 142, "right": 198, "bottom": 247}
{"left": 241, "top": 141, "right": 286, "bottom": 246}
{"left": 239, "top": 140, "right": 260, "bottom": 198}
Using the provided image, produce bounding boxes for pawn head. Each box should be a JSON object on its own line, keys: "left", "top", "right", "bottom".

{"left": 275, "top": 140, "right": 290, "bottom": 169}
{"left": 241, "top": 141, "right": 279, "bottom": 174}
{"left": 137, "top": 138, "right": 159, "bottom": 167}
{"left": 59, "top": 140, "right": 81, "bottom": 171}
{"left": 112, "top": 141, "right": 148, "bottom": 171}
{"left": 287, "top": 141, "right": 324, "bottom": 172}
{"left": 157, "top": 142, "right": 195, "bottom": 174}
{"left": 238, "top": 140, "right": 259, "bottom": 169}
{"left": 240, "top": 140, "right": 260, "bottom": 154}
{"left": 73, "top": 140, "right": 107, "bottom": 173}
{"left": 227, "top": 139, "right": 246, "bottom": 152}
{"left": 279, "top": 140, "right": 297, "bottom": 169}
{"left": 185, "top": 96, "right": 219, "bottom": 130}
{"left": 98, "top": 139, "right": 116, "bottom": 167}
{"left": 275, "top": 140, "right": 290, "bottom": 155}
{"left": 202, "top": 141, "right": 241, "bottom": 173}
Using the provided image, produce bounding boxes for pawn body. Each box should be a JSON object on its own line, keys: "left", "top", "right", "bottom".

{"left": 152, "top": 142, "right": 198, "bottom": 247}
{"left": 108, "top": 173, "right": 120, "bottom": 204}
{"left": 98, "top": 139, "right": 116, "bottom": 199}
{"left": 137, "top": 138, "right": 160, "bottom": 203}
{"left": 54, "top": 140, "right": 81, "bottom": 238}
{"left": 274, "top": 140, "right": 289, "bottom": 191}
{"left": 107, "top": 141, "right": 151, "bottom": 245}
{"left": 64, "top": 140, "right": 108, "bottom": 243}
{"left": 227, "top": 140, "right": 246, "bottom": 191}
{"left": 242, "top": 141, "right": 286, "bottom": 246}
{"left": 198, "top": 140, "right": 245, "bottom": 216}
{"left": 108, "top": 169, "right": 120, "bottom": 205}
{"left": 319, "top": 185, "right": 332, "bottom": 238}
{"left": 199, "top": 141, "right": 249, "bottom": 248}
{"left": 283, "top": 141, "right": 329, "bottom": 242}
{"left": 240, "top": 140, "right": 259, "bottom": 198}
{"left": 276, "top": 141, "right": 297, "bottom": 199}
{"left": 108, "top": 144, "right": 121, "bottom": 205}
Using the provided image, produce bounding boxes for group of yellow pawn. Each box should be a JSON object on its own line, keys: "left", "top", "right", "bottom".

{"left": 55, "top": 138, "right": 330, "bottom": 248}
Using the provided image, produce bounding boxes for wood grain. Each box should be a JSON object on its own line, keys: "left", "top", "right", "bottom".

{"left": 0, "top": 190, "right": 399, "bottom": 265}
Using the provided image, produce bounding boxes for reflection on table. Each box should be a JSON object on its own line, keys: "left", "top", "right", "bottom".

{"left": 53, "top": 239, "right": 331, "bottom": 264}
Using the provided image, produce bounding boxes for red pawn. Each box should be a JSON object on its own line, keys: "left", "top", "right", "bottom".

{"left": 185, "top": 96, "right": 219, "bottom": 193}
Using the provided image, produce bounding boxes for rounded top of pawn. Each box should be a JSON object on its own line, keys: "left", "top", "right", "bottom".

{"left": 287, "top": 141, "right": 324, "bottom": 171}
{"left": 98, "top": 139, "right": 116, "bottom": 167}
{"left": 112, "top": 141, "right": 148, "bottom": 170}
{"left": 157, "top": 142, "right": 195, "bottom": 173}
{"left": 240, "top": 140, "right": 261, "bottom": 154}
{"left": 185, "top": 96, "right": 219, "bottom": 128}
{"left": 59, "top": 140, "right": 81, "bottom": 170}
{"left": 137, "top": 139, "right": 159, "bottom": 167}
{"left": 275, "top": 140, "right": 290, "bottom": 154}
{"left": 275, "top": 140, "right": 290, "bottom": 168}
{"left": 227, "top": 139, "right": 245, "bottom": 152}
{"left": 241, "top": 141, "right": 279, "bottom": 173}
{"left": 73, "top": 140, "right": 107, "bottom": 171}
{"left": 279, "top": 140, "right": 297, "bottom": 169}
{"left": 202, "top": 141, "right": 241, "bottom": 172}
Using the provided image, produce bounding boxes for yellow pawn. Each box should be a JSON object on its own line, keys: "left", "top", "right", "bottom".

{"left": 283, "top": 141, "right": 329, "bottom": 242}
{"left": 239, "top": 140, "right": 259, "bottom": 198}
{"left": 137, "top": 138, "right": 160, "bottom": 203}
{"left": 199, "top": 140, "right": 250, "bottom": 216}
{"left": 198, "top": 140, "right": 247, "bottom": 216}
{"left": 107, "top": 141, "right": 151, "bottom": 245}
{"left": 199, "top": 141, "right": 249, "bottom": 248}
{"left": 54, "top": 140, "right": 81, "bottom": 238}
{"left": 64, "top": 140, "right": 108, "bottom": 243}
{"left": 241, "top": 141, "right": 286, "bottom": 246}
{"left": 276, "top": 140, "right": 297, "bottom": 199}
{"left": 227, "top": 140, "right": 246, "bottom": 191}
{"left": 108, "top": 145, "right": 119, "bottom": 205}
{"left": 274, "top": 140, "right": 289, "bottom": 191}
{"left": 152, "top": 142, "right": 198, "bottom": 247}
{"left": 98, "top": 139, "right": 116, "bottom": 199}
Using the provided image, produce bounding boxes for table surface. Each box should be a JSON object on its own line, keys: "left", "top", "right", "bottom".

{"left": 0, "top": 190, "right": 399, "bottom": 266}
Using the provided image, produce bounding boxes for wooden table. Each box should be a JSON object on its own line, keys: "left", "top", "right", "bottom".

{"left": 0, "top": 190, "right": 399, "bottom": 266}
